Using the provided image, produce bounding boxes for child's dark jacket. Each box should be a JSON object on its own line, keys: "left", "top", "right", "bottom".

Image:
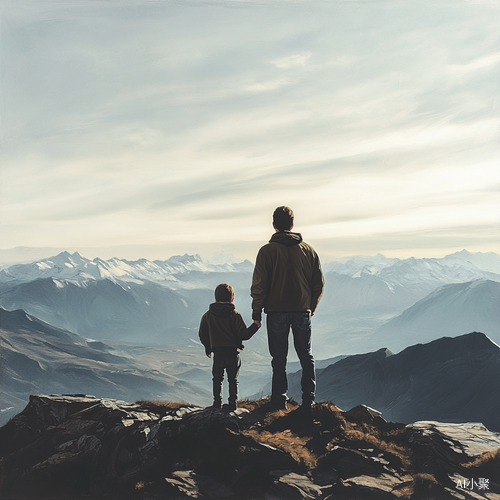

{"left": 199, "top": 302, "right": 258, "bottom": 355}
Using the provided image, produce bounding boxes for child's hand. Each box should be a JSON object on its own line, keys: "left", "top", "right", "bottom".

{"left": 253, "top": 320, "right": 261, "bottom": 328}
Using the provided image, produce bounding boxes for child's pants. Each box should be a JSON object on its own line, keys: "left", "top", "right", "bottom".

{"left": 212, "top": 351, "right": 241, "bottom": 404}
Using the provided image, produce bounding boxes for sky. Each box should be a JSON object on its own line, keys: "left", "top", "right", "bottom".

{"left": 1, "top": 0, "right": 499, "bottom": 263}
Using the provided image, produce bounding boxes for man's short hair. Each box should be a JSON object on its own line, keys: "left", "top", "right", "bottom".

{"left": 215, "top": 283, "right": 235, "bottom": 302}
{"left": 273, "top": 206, "right": 294, "bottom": 231}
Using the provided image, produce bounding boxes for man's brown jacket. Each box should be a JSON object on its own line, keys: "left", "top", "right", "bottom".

{"left": 251, "top": 231, "right": 324, "bottom": 321}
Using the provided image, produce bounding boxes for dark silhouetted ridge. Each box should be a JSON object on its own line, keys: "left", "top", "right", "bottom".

{"left": 288, "top": 332, "right": 500, "bottom": 431}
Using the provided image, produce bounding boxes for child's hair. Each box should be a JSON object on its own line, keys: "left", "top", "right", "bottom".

{"left": 215, "top": 283, "right": 234, "bottom": 302}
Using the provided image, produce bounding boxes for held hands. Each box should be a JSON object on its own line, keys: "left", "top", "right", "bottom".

{"left": 253, "top": 320, "right": 262, "bottom": 328}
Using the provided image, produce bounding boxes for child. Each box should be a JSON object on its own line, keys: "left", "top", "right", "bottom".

{"left": 199, "top": 283, "right": 259, "bottom": 411}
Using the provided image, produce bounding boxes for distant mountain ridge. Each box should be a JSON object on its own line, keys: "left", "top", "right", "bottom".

{"left": 0, "top": 251, "right": 254, "bottom": 286}
{"left": 1, "top": 249, "right": 499, "bottom": 288}
{"left": 0, "top": 307, "right": 211, "bottom": 425}
{"left": 0, "top": 249, "right": 498, "bottom": 352}
{"left": 323, "top": 249, "right": 500, "bottom": 281}
{"left": 0, "top": 252, "right": 256, "bottom": 342}
{"left": 375, "top": 279, "right": 500, "bottom": 349}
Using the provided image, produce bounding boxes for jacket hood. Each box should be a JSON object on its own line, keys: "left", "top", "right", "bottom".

{"left": 209, "top": 302, "right": 235, "bottom": 317}
{"left": 269, "top": 231, "right": 303, "bottom": 247}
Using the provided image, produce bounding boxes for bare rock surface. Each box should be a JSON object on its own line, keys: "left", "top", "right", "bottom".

{"left": 270, "top": 471, "right": 323, "bottom": 499}
{"left": 1, "top": 394, "right": 500, "bottom": 499}
{"left": 344, "top": 404, "right": 386, "bottom": 423}
{"left": 344, "top": 472, "right": 408, "bottom": 494}
{"left": 165, "top": 470, "right": 233, "bottom": 499}
{"left": 407, "top": 421, "right": 500, "bottom": 459}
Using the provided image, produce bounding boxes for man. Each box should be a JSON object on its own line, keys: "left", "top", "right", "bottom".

{"left": 251, "top": 206, "right": 324, "bottom": 410}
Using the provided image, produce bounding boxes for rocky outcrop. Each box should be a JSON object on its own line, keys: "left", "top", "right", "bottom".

{"left": 407, "top": 421, "right": 500, "bottom": 460}
{"left": 1, "top": 396, "right": 499, "bottom": 499}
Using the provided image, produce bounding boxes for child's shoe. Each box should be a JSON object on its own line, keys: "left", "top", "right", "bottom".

{"left": 208, "top": 400, "right": 222, "bottom": 409}
{"left": 223, "top": 401, "right": 237, "bottom": 411}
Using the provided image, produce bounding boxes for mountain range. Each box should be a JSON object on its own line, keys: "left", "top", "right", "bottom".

{"left": 0, "top": 251, "right": 254, "bottom": 285}
{"left": 322, "top": 249, "right": 500, "bottom": 280}
{"left": 1, "top": 249, "right": 498, "bottom": 354}
{"left": 3, "top": 249, "right": 498, "bottom": 290}
{"left": 0, "top": 252, "right": 254, "bottom": 343}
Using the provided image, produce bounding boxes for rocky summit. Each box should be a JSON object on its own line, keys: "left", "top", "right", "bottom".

{"left": 1, "top": 395, "right": 500, "bottom": 500}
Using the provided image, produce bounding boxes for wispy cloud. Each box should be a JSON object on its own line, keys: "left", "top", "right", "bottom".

{"left": 271, "top": 52, "right": 312, "bottom": 69}
{"left": 1, "top": 0, "right": 499, "bottom": 259}
{"left": 243, "top": 77, "right": 291, "bottom": 93}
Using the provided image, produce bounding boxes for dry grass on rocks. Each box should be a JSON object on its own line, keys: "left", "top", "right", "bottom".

{"left": 462, "top": 448, "right": 500, "bottom": 483}
{"left": 243, "top": 429, "right": 317, "bottom": 469}
{"left": 242, "top": 399, "right": 415, "bottom": 478}
{"left": 135, "top": 399, "right": 200, "bottom": 414}
{"left": 340, "top": 424, "right": 412, "bottom": 469}
{"left": 392, "top": 473, "right": 441, "bottom": 499}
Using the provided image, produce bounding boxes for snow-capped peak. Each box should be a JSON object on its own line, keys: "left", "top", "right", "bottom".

{"left": 0, "top": 251, "right": 250, "bottom": 286}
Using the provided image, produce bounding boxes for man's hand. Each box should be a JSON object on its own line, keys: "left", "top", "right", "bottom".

{"left": 253, "top": 320, "right": 262, "bottom": 328}
{"left": 205, "top": 350, "right": 212, "bottom": 358}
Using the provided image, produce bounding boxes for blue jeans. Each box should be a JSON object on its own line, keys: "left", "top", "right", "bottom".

{"left": 266, "top": 312, "right": 315, "bottom": 405}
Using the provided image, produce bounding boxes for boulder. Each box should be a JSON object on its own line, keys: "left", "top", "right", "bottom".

{"left": 344, "top": 473, "right": 409, "bottom": 497}
{"left": 270, "top": 470, "right": 323, "bottom": 499}
{"left": 344, "top": 404, "right": 386, "bottom": 424}
{"left": 407, "top": 421, "right": 500, "bottom": 460}
{"left": 319, "top": 445, "right": 389, "bottom": 478}
{"left": 164, "top": 470, "right": 233, "bottom": 499}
